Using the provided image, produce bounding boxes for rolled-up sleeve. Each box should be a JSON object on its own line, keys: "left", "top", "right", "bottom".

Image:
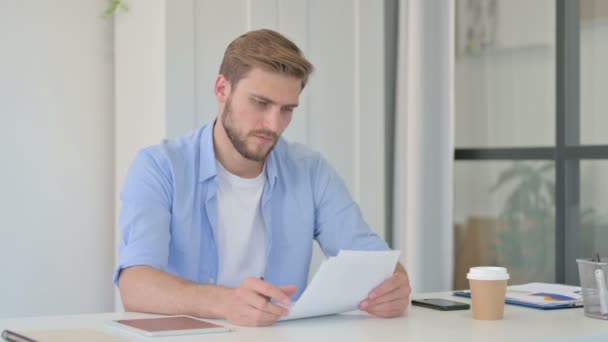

{"left": 113, "top": 148, "right": 173, "bottom": 285}
{"left": 312, "top": 156, "right": 389, "bottom": 257}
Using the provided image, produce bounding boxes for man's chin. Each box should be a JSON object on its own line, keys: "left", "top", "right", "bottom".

{"left": 239, "top": 148, "right": 270, "bottom": 162}
{"left": 246, "top": 142, "right": 275, "bottom": 160}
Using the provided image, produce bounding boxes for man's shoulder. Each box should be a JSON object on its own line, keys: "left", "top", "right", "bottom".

{"left": 132, "top": 125, "right": 209, "bottom": 177}
{"left": 141, "top": 125, "right": 207, "bottom": 160}
{"left": 274, "top": 138, "right": 323, "bottom": 167}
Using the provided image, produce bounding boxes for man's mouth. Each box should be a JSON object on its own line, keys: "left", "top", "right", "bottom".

{"left": 251, "top": 131, "right": 276, "bottom": 144}
{"left": 252, "top": 134, "right": 273, "bottom": 143}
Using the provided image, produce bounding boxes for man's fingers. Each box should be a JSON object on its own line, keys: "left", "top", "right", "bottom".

{"left": 368, "top": 274, "right": 402, "bottom": 300}
{"left": 247, "top": 293, "right": 289, "bottom": 317}
{"left": 249, "top": 306, "right": 282, "bottom": 324}
{"left": 359, "top": 269, "right": 411, "bottom": 315}
{"left": 366, "top": 299, "right": 409, "bottom": 318}
{"left": 235, "top": 286, "right": 288, "bottom": 317}
{"left": 239, "top": 305, "right": 281, "bottom": 326}
{"left": 229, "top": 280, "right": 299, "bottom": 327}
{"left": 243, "top": 277, "right": 292, "bottom": 305}
{"left": 360, "top": 286, "right": 405, "bottom": 310}
{"left": 279, "top": 285, "right": 297, "bottom": 297}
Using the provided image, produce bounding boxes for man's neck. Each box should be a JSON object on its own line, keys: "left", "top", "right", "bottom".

{"left": 212, "top": 121, "right": 264, "bottom": 179}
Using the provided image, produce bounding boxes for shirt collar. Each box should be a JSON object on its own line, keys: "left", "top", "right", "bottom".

{"left": 198, "top": 121, "right": 218, "bottom": 183}
{"left": 198, "top": 119, "right": 279, "bottom": 189}
{"left": 265, "top": 144, "right": 278, "bottom": 189}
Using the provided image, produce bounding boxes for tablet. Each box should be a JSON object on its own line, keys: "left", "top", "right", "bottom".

{"left": 108, "top": 315, "right": 232, "bottom": 337}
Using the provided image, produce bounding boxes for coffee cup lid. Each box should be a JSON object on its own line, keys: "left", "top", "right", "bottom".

{"left": 467, "top": 266, "right": 510, "bottom": 280}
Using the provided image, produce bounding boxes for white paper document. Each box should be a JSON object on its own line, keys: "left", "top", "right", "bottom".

{"left": 281, "top": 249, "right": 401, "bottom": 321}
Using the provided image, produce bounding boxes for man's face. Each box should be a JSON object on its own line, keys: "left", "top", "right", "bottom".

{"left": 220, "top": 68, "right": 301, "bottom": 162}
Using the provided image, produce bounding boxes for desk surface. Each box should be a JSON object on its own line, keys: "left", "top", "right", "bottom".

{"left": 1, "top": 292, "right": 607, "bottom": 342}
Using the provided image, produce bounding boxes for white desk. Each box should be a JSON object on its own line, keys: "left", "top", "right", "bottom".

{"left": 2, "top": 292, "right": 607, "bottom": 342}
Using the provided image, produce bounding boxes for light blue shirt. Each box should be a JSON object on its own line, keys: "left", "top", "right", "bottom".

{"left": 114, "top": 121, "right": 389, "bottom": 300}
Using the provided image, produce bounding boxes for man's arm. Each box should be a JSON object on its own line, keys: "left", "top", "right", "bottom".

{"left": 117, "top": 149, "right": 295, "bottom": 326}
{"left": 118, "top": 266, "right": 225, "bottom": 318}
{"left": 358, "top": 263, "right": 412, "bottom": 317}
{"left": 309, "top": 155, "right": 410, "bottom": 317}
{"left": 311, "top": 156, "right": 390, "bottom": 255}
{"left": 119, "top": 266, "right": 296, "bottom": 326}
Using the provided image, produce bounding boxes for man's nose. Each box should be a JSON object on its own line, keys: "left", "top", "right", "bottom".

{"left": 262, "top": 107, "right": 282, "bottom": 132}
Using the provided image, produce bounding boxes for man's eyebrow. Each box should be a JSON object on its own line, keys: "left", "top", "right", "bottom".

{"left": 251, "top": 94, "right": 298, "bottom": 108}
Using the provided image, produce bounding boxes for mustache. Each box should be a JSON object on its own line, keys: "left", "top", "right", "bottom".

{"left": 249, "top": 129, "right": 278, "bottom": 140}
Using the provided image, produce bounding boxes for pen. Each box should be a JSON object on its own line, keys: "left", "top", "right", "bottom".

{"left": 1, "top": 329, "right": 37, "bottom": 342}
{"left": 260, "top": 277, "right": 271, "bottom": 302}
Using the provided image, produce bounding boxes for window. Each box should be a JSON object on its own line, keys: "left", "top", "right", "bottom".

{"left": 454, "top": 0, "right": 608, "bottom": 286}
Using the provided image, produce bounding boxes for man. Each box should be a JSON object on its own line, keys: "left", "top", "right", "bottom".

{"left": 115, "top": 29, "right": 411, "bottom": 327}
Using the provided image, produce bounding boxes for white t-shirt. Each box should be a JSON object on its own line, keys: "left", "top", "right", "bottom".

{"left": 215, "top": 160, "right": 267, "bottom": 288}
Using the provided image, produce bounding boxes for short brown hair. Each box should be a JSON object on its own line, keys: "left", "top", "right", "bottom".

{"left": 219, "top": 29, "right": 314, "bottom": 90}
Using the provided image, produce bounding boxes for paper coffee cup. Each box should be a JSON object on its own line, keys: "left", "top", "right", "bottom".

{"left": 467, "top": 267, "right": 509, "bottom": 320}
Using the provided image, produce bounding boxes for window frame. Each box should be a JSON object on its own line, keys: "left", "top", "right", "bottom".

{"left": 454, "top": 0, "right": 608, "bottom": 284}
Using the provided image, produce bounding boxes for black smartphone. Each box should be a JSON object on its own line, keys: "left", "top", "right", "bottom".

{"left": 411, "top": 298, "right": 470, "bottom": 311}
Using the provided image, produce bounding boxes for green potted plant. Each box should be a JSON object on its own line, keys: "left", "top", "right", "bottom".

{"left": 490, "top": 162, "right": 555, "bottom": 283}
{"left": 490, "top": 162, "right": 602, "bottom": 284}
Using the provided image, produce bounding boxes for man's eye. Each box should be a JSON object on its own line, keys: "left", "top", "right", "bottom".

{"left": 254, "top": 99, "right": 268, "bottom": 107}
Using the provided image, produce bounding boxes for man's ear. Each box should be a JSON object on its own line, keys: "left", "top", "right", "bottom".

{"left": 214, "top": 74, "right": 231, "bottom": 104}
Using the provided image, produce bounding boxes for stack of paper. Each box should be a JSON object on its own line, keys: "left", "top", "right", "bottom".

{"left": 281, "top": 249, "right": 401, "bottom": 321}
{"left": 454, "top": 282, "right": 583, "bottom": 310}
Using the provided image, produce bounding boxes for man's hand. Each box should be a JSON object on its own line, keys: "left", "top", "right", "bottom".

{"left": 358, "top": 264, "right": 411, "bottom": 318}
{"left": 220, "top": 277, "right": 296, "bottom": 326}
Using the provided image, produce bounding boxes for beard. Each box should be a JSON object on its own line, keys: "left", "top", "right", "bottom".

{"left": 221, "top": 97, "right": 279, "bottom": 162}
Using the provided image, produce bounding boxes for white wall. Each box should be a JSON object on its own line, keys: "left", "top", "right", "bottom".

{"left": 0, "top": 0, "right": 393, "bottom": 316}
{"left": 114, "top": 0, "right": 167, "bottom": 311}
{"left": 0, "top": 1, "right": 114, "bottom": 317}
